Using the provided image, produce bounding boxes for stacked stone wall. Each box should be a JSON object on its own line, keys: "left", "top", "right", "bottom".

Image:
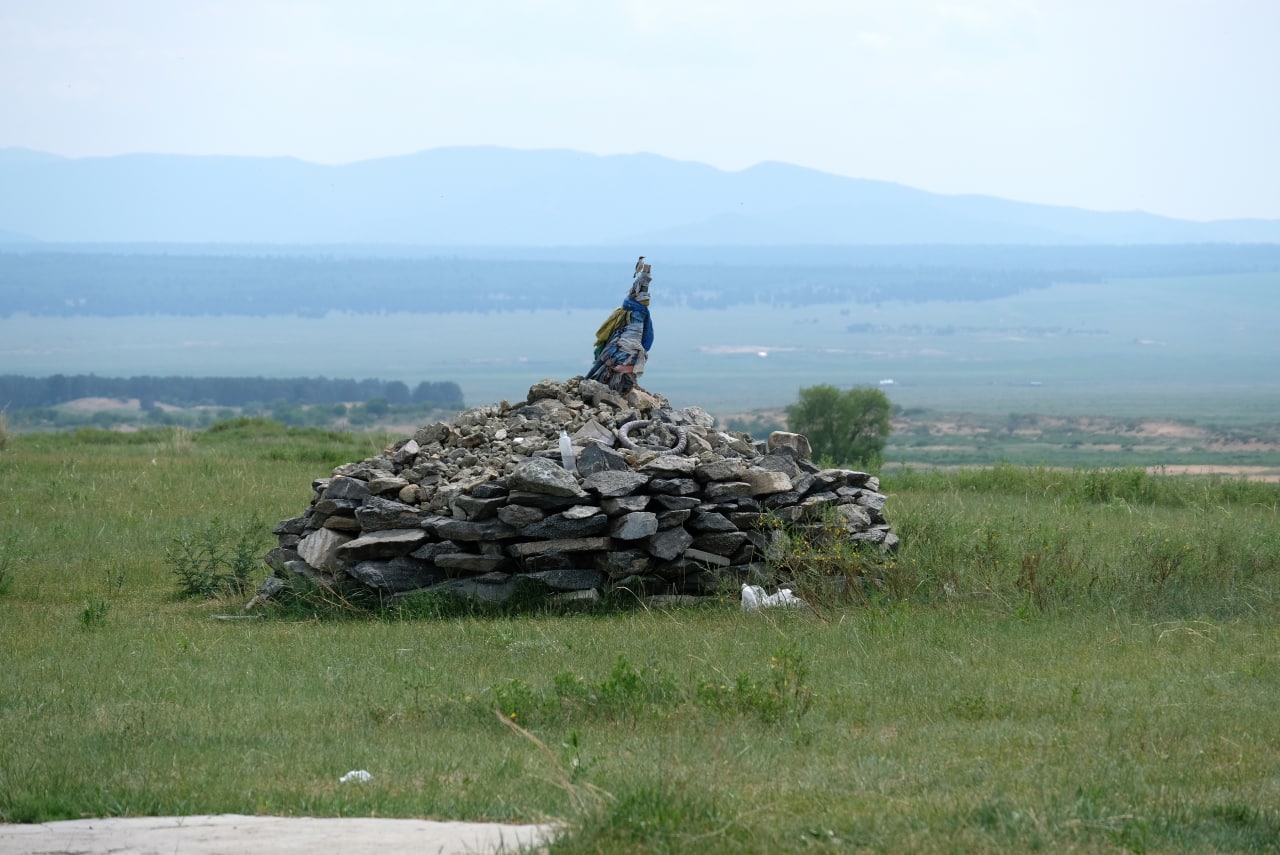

{"left": 260, "top": 377, "right": 896, "bottom": 607}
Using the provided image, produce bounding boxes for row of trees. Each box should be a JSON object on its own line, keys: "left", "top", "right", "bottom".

{"left": 0, "top": 374, "right": 463, "bottom": 410}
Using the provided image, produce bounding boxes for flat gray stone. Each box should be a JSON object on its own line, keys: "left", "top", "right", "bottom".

{"left": 508, "top": 536, "right": 613, "bottom": 558}
{"left": 435, "top": 518, "right": 518, "bottom": 541}
{"left": 434, "top": 553, "right": 512, "bottom": 573}
{"left": 694, "top": 457, "right": 747, "bottom": 482}
{"left": 611, "top": 511, "right": 659, "bottom": 540}
{"left": 582, "top": 469, "right": 650, "bottom": 497}
{"left": 640, "top": 454, "right": 697, "bottom": 476}
{"left": 526, "top": 568, "right": 608, "bottom": 591}
{"left": 356, "top": 496, "right": 428, "bottom": 532}
{"left": 520, "top": 510, "right": 610, "bottom": 539}
{"left": 647, "top": 526, "right": 693, "bottom": 561}
{"left": 602, "top": 495, "right": 650, "bottom": 515}
{"left": 348, "top": 557, "right": 445, "bottom": 593}
{"left": 507, "top": 457, "right": 585, "bottom": 497}
{"left": 336, "top": 528, "right": 427, "bottom": 561}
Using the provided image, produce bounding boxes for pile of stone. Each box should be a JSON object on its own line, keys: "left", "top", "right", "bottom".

{"left": 258, "top": 377, "right": 897, "bottom": 608}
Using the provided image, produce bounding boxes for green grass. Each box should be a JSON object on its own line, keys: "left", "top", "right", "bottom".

{"left": 1, "top": 424, "right": 1278, "bottom": 852}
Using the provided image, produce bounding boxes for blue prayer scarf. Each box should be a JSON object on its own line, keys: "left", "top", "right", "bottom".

{"left": 623, "top": 297, "right": 654, "bottom": 351}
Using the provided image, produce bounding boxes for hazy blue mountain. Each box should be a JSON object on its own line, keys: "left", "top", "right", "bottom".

{"left": 2, "top": 146, "right": 1277, "bottom": 245}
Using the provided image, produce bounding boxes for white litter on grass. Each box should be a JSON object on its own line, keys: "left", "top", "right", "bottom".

{"left": 741, "top": 584, "right": 805, "bottom": 612}
{"left": 339, "top": 770, "right": 372, "bottom": 783}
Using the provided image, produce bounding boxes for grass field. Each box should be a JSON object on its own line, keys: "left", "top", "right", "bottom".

{"left": 1, "top": 424, "right": 1279, "bottom": 853}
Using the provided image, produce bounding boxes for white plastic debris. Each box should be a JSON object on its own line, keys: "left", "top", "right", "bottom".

{"left": 559, "top": 430, "right": 577, "bottom": 474}
{"left": 741, "top": 584, "right": 805, "bottom": 612}
{"left": 339, "top": 770, "right": 372, "bottom": 783}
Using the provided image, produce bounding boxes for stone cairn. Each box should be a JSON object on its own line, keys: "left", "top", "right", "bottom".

{"left": 258, "top": 377, "right": 897, "bottom": 609}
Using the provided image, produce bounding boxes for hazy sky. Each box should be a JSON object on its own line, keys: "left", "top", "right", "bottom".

{"left": 2, "top": 1, "right": 1277, "bottom": 221}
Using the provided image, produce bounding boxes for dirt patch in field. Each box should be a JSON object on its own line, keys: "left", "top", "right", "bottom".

{"left": 58, "top": 396, "right": 144, "bottom": 412}
{"left": 1150, "top": 465, "right": 1280, "bottom": 483}
{"left": 1135, "top": 420, "right": 1206, "bottom": 439}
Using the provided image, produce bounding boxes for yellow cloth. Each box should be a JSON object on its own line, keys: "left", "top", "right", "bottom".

{"left": 593, "top": 307, "right": 629, "bottom": 357}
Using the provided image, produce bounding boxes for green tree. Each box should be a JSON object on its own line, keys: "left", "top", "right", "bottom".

{"left": 786, "top": 384, "right": 892, "bottom": 467}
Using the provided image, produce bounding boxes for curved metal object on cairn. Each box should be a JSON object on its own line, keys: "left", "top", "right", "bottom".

{"left": 616, "top": 419, "right": 688, "bottom": 454}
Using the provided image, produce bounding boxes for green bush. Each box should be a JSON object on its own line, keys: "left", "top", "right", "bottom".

{"left": 166, "top": 517, "right": 266, "bottom": 599}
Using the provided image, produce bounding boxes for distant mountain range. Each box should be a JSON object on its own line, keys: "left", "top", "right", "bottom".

{"left": 2, "top": 146, "right": 1278, "bottom": 245}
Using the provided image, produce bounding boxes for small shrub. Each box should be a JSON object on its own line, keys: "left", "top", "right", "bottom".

{"left": 0, "top": 409, "right": 9, "bottom": 451}
{"left": 79, "top": 598, "right": 109, "bottom": 629}
{"left": 166, "top": 517, "right": 265, "bottom": 599}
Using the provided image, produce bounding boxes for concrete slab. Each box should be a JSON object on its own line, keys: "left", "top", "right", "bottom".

{"left": 0, "top": 814, "right": 559, "bottom": 854}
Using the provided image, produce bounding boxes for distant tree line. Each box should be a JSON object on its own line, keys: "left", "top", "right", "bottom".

{"left": 4, "top": 244, "right": 1278, "bottom": 318}
{"left": 0, "top": 374, "right": 463, "bottom": 410}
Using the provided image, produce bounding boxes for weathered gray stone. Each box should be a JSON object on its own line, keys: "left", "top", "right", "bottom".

{"left": 356, "top": 496, "right": 428, "bottom": 531}
{"left": 692, "top": 531, "right": 750, "bottom": 556}
{"left": 834, "top": 504, "right": 873, "bottom": 530}
{"left": 451, "top": 494, "right": 506, "bottom": 521}
{"left": 313, "top": 497, "right": 360, "bottom": 516}
{"left": 336, "top": 528, "right": 428, "bottom": 561}
{"left": 704, "top": 481, "right": 753, "bottom": 501}
{"left": 768, "top": 431, "right": 812, "bottom": 459}
{"left": 322, "top": 515, "right": 361, "bottom": 532}
{"left": 641, "top": 454, "right": 697, "bottom": 476}
{"left": 323, "top": 476, "right": 371, "bottom": 502}
{"left": 756, "top": 452, "right": 803, "bottom": 478}
{"left": 649, "top": 477, "right": 699, "bottom": 495}
{"left": 526, "top": 568, "right": 607, "bottom": 591}
{"left": 582, "top": 469, "right": 650, "bottom": 497}
{"left": 801, "top": 492, "right": 840, "bottom": 512}
{"left": 647, "top": 526, "right": 693, "bottom": 561}
{"left": 348, "top": 557, "right": 444, "bottom": 593}
{"left": 742, "top": 468, "right": 793, "bottom": 496}
{"left": 410, "top": 540, "right": 464, "bottom": 560}
{"left": 520, "top": 510, "right": 610, "bottom": 539}
{"left": 263, "top": 546, "right": 301, "bottom": 575}
{"left": 857, "top": 490, "right": 889, "bottom": 512}
{"left": 470, "top": 480, "right": 509, "bottom": 499}
{"left": 694, "top": 457, "right": 747, "bottom": 482}
{"left": 688, "top": 511, "right": 737, "bottom": 533}
{"left": 434, "top": 553, "right": 512, "bottom": 574}
{"left": 272, "top": 517, "right": 308, "bottom": 536}
{"left": 652, "top": 494, "right": 700, "bottom": 511}
{"left": 507, "top": 457, "right": 585, "bottom": 497}
{"left": 762, "top": 491, "right": 803, "bottom": 510}
{"left": 656, "top": 509, "right": 692, "bottom": 529}
{"left": 367, "top": 475, "right": 411, "bottom": 495}
{"left": 509, "top": 536, "right": 614, "bottom": 558}
{"left": 611, "top": 511, "right": 659, "bottom": 540}
{"left": 435, "top": 517, "right": 518, "bottom": 541}
{"left": 506, "top": 490, "right": 586, "bottom": 511}
{"left": 497, "top": 504, "right": 546, "bottom": 528}
{"left": 726, "top": 511, "right": 763, "bottom": 530}
{"left": 601, "top": 495, "right": 650, "bottom": 515}
{"left": 683, "top": 547, "right": 732, "bottom": 567}
{"left": 296, "top": 528, "right": 354, "bottom": 574}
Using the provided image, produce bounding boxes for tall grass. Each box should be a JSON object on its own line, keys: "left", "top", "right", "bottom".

{"left": 1, "top": 425, "right": 1277, "bottom": 852}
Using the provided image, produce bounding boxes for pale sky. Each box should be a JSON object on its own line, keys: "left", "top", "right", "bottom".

{"left": 1, "top": 0, "right": 1277, "bottom": 222}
